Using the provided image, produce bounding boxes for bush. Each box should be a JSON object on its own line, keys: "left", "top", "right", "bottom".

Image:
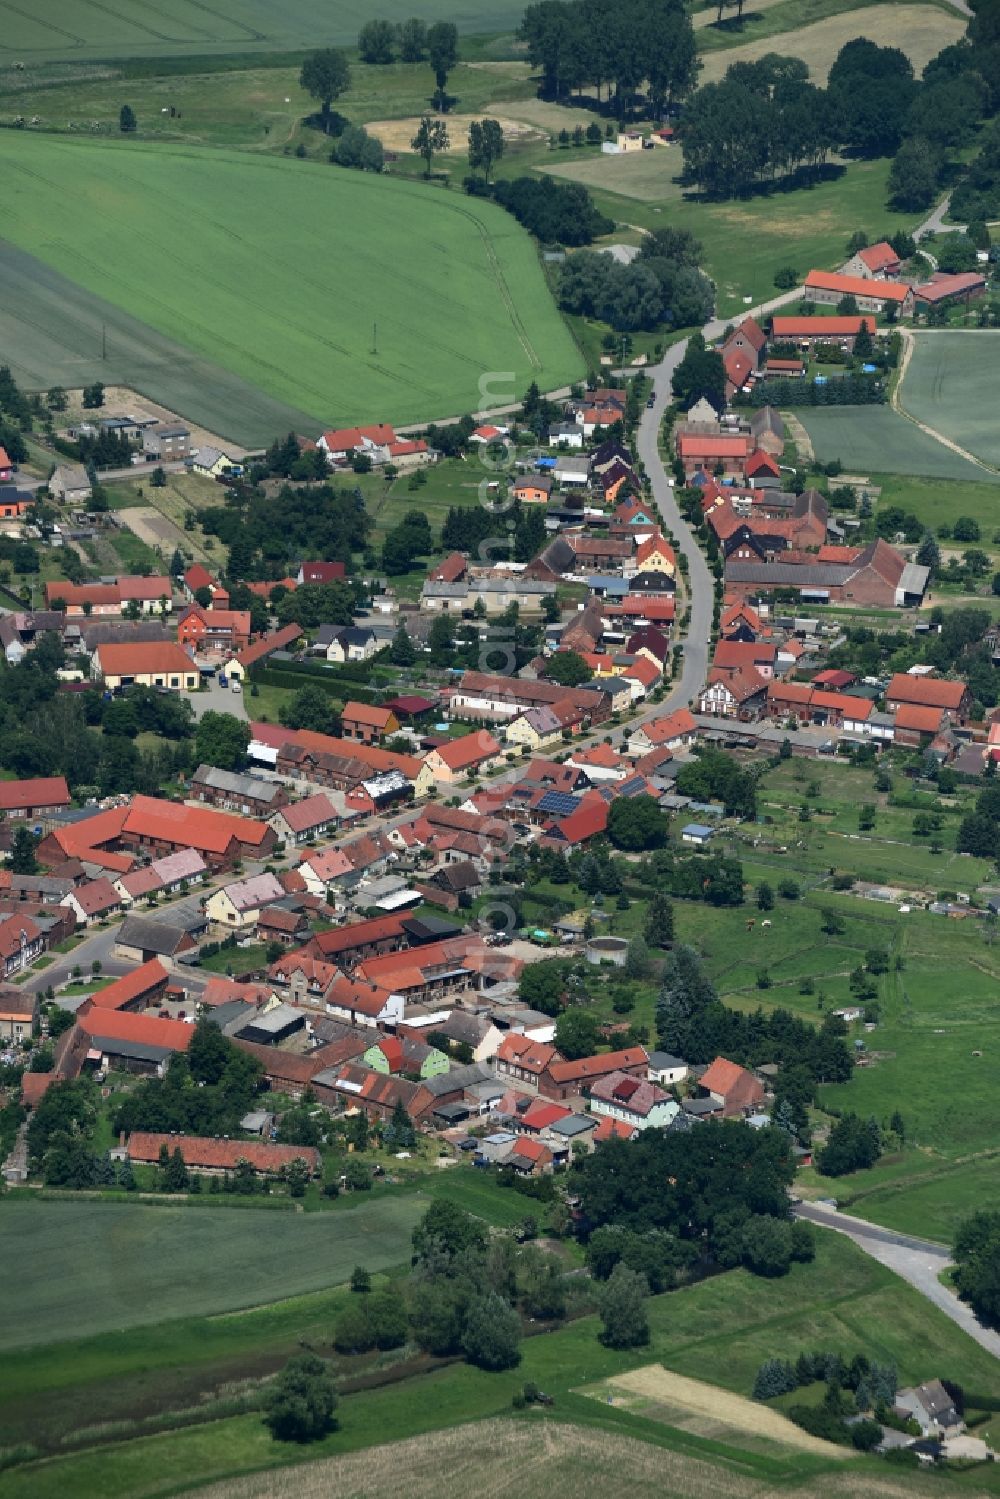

{"left": 263, "top": 1355, "right": 337, "bottom": 1443}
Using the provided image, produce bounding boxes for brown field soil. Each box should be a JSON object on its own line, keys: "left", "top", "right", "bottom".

{"left": 186, "top": 1417, "right": 991, "bottom": 1499}
{"left": 585, "top": 1365, "right": 856, "bottom": 1458}
{"left": 367, "top": 113, "right": 546, "bottom": 152}
{"left": 697, "top": 4, "right": 963, "bottom": 82}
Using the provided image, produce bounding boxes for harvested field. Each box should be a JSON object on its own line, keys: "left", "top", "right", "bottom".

{"left": 543, "top": 148, "right": 684, "bottom": 202}
{"left": 367, "top": 113, "right": 545, "bottom": 153}
{"left": 697, "top": 4, "right": 963, "bottom": 82}
{"left": 185, "top": 1418, "right": 981, "bottom": 1499}
{"left": 586, "top": 1365, "right": 855, "bottom": 1458}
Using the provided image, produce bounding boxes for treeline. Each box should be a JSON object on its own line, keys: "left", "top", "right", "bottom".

{"left": 557, "top": 226, "right": 714, "bottom": 333}
{"left": 467, "top": 173, "right": 613, "bottom": 245}
{"left": 734, "top": 375, "right": 886, "bottom": 408}
{"left": 519, "top": 0, "right": 698, "bottom": 118}
{"left": 679, "top": 30, "right": 998, "bottom": 207}
{"left": 573, "top": 1118, "right": 816, "bottom": 1279}
{"left": 196, "top": 480, "right": 371, "bottom": 581}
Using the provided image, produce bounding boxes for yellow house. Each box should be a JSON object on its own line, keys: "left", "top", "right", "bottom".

{"left": 204, "top": 871, "right": 285, "bottom": 933}
{"left": 617, "top": 131, "right": 644, "bottom": 153}
{"left": 191, "top": 445, "right": 236, "bottom": 479}
{"left": 423, "top": 731, "right": 504, "bottom": 786}
{"left": 413, "top": 762, "right": 439, "bottom": 799}
{"left": 94, "top": 642, "right": 200, "bottom": 692}
{"left": 635, "top": 534, "right": 676, "bottom": 575}
{"left": 506, "top": 703, "right": 580, "bottom": 750}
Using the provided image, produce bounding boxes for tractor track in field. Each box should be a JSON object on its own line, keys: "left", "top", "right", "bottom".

{"left": 891, "top": 328, "right": 1000, "bottom": 476}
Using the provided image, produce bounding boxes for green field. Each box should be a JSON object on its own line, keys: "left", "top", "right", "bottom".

{"left": 797, "top": 406, "right": 995, "bottom": 481}
{"left": 0, "top": 132, "right": 582, "bottom": 432}
{"left": 900, "top": 332, "right": 1000, "bottom": 469}
{"left": 873, "top": 473, "right": 1000, "bottom": 542}
{"left": 0, "top": 0, "right": 527, "bottom": 63}
{"left": 6, "top": 1232, "right": 1000, "bottom": 1499}
{"left": 0, "top": 1196, "right": 423, "bottom": 1348}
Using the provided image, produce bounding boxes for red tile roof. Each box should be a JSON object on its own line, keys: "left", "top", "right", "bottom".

{"left": 342, "top": 701, "right": 396, "bottom": 729}
{"left": 321, "top": 424, "right": 395, "bottom": 453}
{"left": 82, "top": 959, "right": 168, "bottom": 1012}
{"left": 277, "top": 793, "right": 336, "bottom": 833}
{"left": 237, "top": 623, "right": 303, "bottom": 669}
{"left": 593, "top": 1116, "right": 638, "bottom": 1143}
{"left": 546, "top": 1045, "right": 647, "bottom": 1086}
{"left": 894, "top": 702, "right": 945, "bottom": 734}
{"left": 805, "top": 270, "right": 910, "bottom": 301}
{"left": 677, "top": 433, "right": 753, "bottom": 458}
{"left": 78, "top": 1008, "right": 194, "bottom": 1051}
{"left": 125, "top": 795, "right": 272, "bottom": 854}
{"left": 310, "top": 912, "right": 409, "bottom": 958}
{"left": 0, "top": 776, "right": 70, "bottom": 812}
{"left": 771, "top": 316, "right": 876, "bottom": 338}
{"left": 857, "top": 241, "right": 899, "bottom": 273}
{"left": 127, "top": 1132, "right": 320, "bottom": 1174}
{"left": 429, "top": 731, "right": 502, "bottom": 772}
{"left": 96, "top": 642, "right": 195, "bottom": 678}
{"left": 886, "top": 674, "right": 967, "bottom": 711}
{"left": 700, "top": 1055, "right": 752, "bottom": 1098}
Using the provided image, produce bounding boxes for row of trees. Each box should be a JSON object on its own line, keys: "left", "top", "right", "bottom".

{"left": 519, "top": 0, "right": 698, "bottom": 119}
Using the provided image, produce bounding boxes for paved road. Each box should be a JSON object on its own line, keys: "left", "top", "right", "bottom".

{"left": 632, "top": 286, "right": 805, "bottom": 714}
{"left": 795, "top": 1201, "right": 1000, "bottom": 1360}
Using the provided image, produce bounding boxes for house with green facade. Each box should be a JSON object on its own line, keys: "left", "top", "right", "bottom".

{"left": 363, "top": 1033, "right": 449, "bottom": 1081}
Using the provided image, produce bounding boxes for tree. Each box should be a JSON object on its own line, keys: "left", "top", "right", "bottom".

{"left": 753, "top": 1358, "right": 798, "bottom": 1400}
{"left": 598, "top": 1263, "right": 649, "bottom": 1348}
{"left": 916, "top": 532, "right": 940, "bottom": 570}
{"left": 554, "top": 1007, "right": 599, "bottom": 1060}
{"left": 817, "top": 1113, "right": 881, "bottom": 1176}
{"left": 279, "top": 683, "right": 337, "bottom": 735}
{"left": 953, "top": 1210, "right": 1000, "bottom": 1326}
{"left": 427, "top": 21, "right": 458, "bottom": 105}
{"left": 644, "top": 890, "right": 675, "bottom": 948}
{"left": 461, "top": 1291, "right": 522, "bottom": 1370}
{"left": 350, "top": 1264, "right": 372, "bottom": 1293}
{"left": 428, "top": 611, "right": 455, "bottom": 666}
{"left": 670, "top": 333, "right": 725, "bottom": 412}
{"left": 518, "top": 957, "right": 569, "bottom": 1016}
{"left": 119, "top": 104, "right": 137, "bottom": 133}
{"left": 741, "top": 1215, "right": 794, "bottom": 1277}
{"left": 299, "top": 49, "right": 351, "bottom": 131}
{"left": 756, "top": 881, "right": 775, "bottom": 911}
{"left": 607, "top": 794, "right": 667, "bottom": 851}
{"left": 953, "top": 515, "right": 981, "bottom": 542}
{"left": 46, "top": 386, "right": 68, "bottom": 411}
{"left": 468, "top": 118, "right": 505, "bottom": 181}
{"left": 398, "top": 16, "right": 427, "bottom": 61}
{"left": 194, "top": 710, "right": 250, "bottom": 772}
{"left": 264, "top": 1354, "right": 338, "bottom": 1442}
{"left": 412, "top": 1199, "right": 487, "bottom": 1262}
{"left": 160, "top": 1145, "right": 190, "bottom": 1193}
{"left": 544, "top": 649, "right": 591, "bottom": 687}
{"left": 333, "top": 123, "right": 385, "bottom": 172}
{"left": 412, "top": 115, "right": 449, "bottom": 176}
{"left": 7, "top": 825, "right": 38, "bottom": 875}
{"left": 358, "top": 18, "right": 395, "bottom": 62}
{"left": 888, "top": 135, "right": 943, "bottom": 211}
{"left": 82, "top": 382, "right": 105, "bottom": 410}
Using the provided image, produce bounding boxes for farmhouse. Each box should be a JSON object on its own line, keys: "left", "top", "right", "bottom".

{"left": 46, "top": 576, "right": 173, "bottom": 617}
{"left": 842, "top": 241, "right": 901, "bottom": 280}
{"left": 539, "top": 1046, "right": 649, "bottom": 1101}
{"left": 176, "top": 605, "right": 251, "bottom": 653}
{"left": 80, "top": 958, "right": 170, "bottom": 1012}
{"left": 0, "top": 988, "right": 37, "bottom": 1041}
{"left": 726, "top": 537, "right": 927, "bottom": 608}
{"left": 205, "top": 872, "right": 285, "bottom": 932}
{"left": 267, "top": 792, "right": 338, "bottom": 844}
{"left": 420, "top": 732, "right": 504, "bottom": 787}
{"left": 885, "top": 673, "right": 972, "bottom": 724}
{"left": 913, "top": 272, "right": 987, "bottom": 310}
{"left": 675, "top": 431, "right": 754, "bottom": 480}
{"left": 190, "top": 765, "right": 287, "bottom": 818}
{"left": 0, "top": 915, "right": 44, "bottom": 978}
{"left": 769, "top": 315, "right": 877, "bottom": 348}
{"left": 695, "top": 1055, "right": 764, "bottom": 1117}
{"left": 76, "top": 1008, "right": 193, "bottom": 1074}
{"left": 802, "top": 271, "right": 912, "bottom": 314}
{"left": 126, "top": 1132, "right": 320, "bottom": 1178}
{"left": 590, "top": 1071, "right": 678, "bottom": 1131}
{"left": 0, "top": 776, "right": 71, "bottom": 821}
{"left": 341, "top": 702, "right": 399, "bottom": 744}
{"left": 114, "top": 917, "right": 196, "bottom": 965}
{"left": 94, "top": 642, "right": 199, "bottom": 692}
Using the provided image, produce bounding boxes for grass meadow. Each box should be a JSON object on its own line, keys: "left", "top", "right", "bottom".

{"left": 0, "top": 132, "right": 582, "bottom": 428}
{"left": 900, "top": 332, "right": 1000, "bottom": 468}
{"left": 873, "top": 474, "right": 1000, "bottom": 545}
{"left": 7, "top": 1233, "right": 1000, "bottom": 1499}
{"left": 797, "top": 407, "right": 995, "bottom": 482}
{"left": 0, "top": 1195, "right": 424, "bottom": 1349}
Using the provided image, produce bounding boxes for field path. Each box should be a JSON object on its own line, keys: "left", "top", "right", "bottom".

{"left": 795, "top": 1204, "right": 1000, "bottom": 1360}
{"left": 891, "top": 329, "right": 1000, "bottom": 476}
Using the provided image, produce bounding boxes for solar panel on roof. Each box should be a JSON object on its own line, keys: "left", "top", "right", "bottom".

{"left": 537, "top": 790, "right": 581, "bottom": 816}
{"left": 618, "top": 777, "right": 647, "bottom": 797}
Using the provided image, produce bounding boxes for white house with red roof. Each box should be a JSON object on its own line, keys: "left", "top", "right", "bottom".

{"left": 843, "top": 240, "right": 901, "bottom": 281}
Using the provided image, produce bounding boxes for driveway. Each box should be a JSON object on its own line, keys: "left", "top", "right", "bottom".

{"left": 190, "top": 673, "right": 248, "bottom": 722}
{"left": 794, "top": 1201, "right": 1000, "bottom": 1360}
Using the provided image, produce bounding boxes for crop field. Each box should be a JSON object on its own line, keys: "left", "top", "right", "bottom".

{"left": 0, "top": 0, "right": 528, "bottom": 64}
{"left": 0, "top": 1196, "right": 423, "bottom": 1348}
{"left": 0, "top": 242, "right": 319, "bottom": 446}
{"left": 698, "top": 4, "right": 963, "bottom": 82}
{"left": 899, "top": 332, "right": 1000, "bottom": 468}
{"left": 0, "top": 132, "right": 582, "bottom": 431}
{"left": 797, "top": 407, "right": 995, "bottom": 482}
